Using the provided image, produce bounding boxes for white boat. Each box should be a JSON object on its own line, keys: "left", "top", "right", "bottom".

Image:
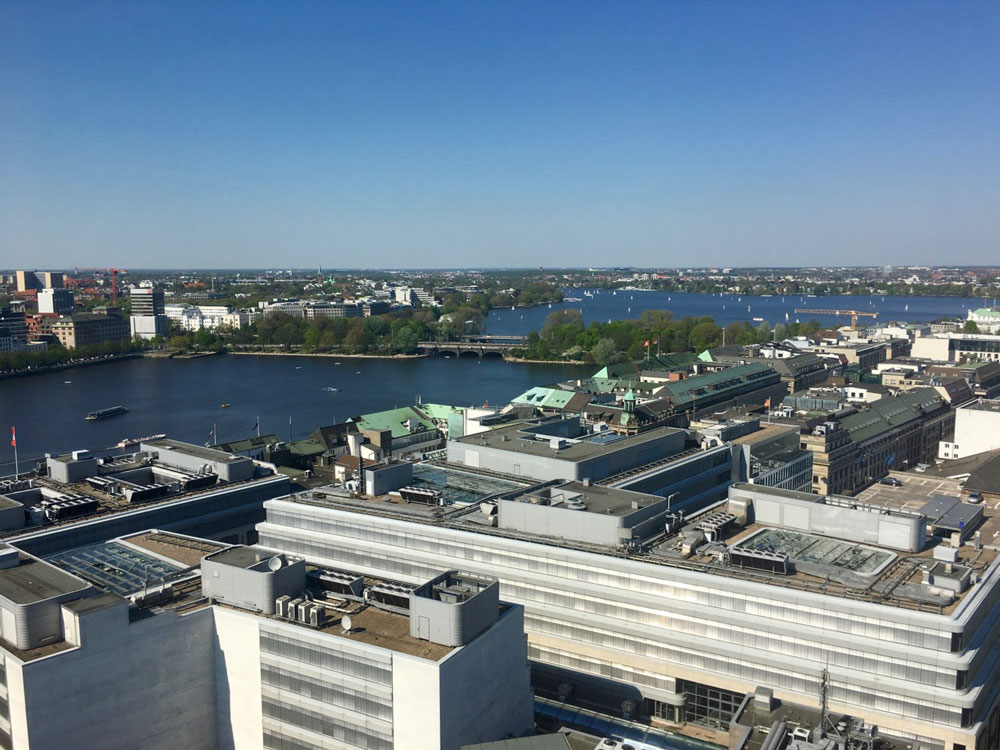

{"left": 322, "top": 387, "right": 338, "bottom": 392}
{"left": 117, "top": 433, "right": 166, "bottom": 448}
{"left": 753, "top": 317, "right": 764, "bottom": 322}
{"left": 747, "top": 305, "right": 751, "bottom": 312}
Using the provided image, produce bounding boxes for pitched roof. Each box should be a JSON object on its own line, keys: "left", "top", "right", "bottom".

{"left": 840, "top": 387, "right": 945, "bottom": 445}
{"left": 348, "top": 405, "right": 437, "bottom": 438}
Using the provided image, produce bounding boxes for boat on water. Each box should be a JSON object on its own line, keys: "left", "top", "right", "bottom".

{"left": 117, "top": 433, "right": 166, "bottom": 448}
{"left": 323, "top": 386, "right": 338, "bottom": 392}
{"left": 220, "top": 403, "right": 231, "bottom": 408}
{"left": 753, "top": 317, "right": 764, "bottom": 322}
{"left": 86, "top": 405, "right": 128, "bottom": 421}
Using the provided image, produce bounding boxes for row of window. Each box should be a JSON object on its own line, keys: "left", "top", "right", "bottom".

{"left": 260, "top": 631, "right": 391, "bottom": 686}
{"left": 261, "top": 663, "right": 392, "bottom": 721}
{"left": 262, "top": 698, "right": 392, "bottom": 750}
{"left": 264, "top": 508, "right": 954, "bottom": 652}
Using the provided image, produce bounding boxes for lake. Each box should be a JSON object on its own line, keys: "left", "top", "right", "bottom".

{"left": 485, "top": 290, "right": 976, "bottom": 335}
{"left": 0, "top": 355, "right": 588, "bottom": 474}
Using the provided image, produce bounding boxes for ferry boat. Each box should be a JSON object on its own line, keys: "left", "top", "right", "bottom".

{"left": 86, "top": 405, "right": 128, "bottom": 421}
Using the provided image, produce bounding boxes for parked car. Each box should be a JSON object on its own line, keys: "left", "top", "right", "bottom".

{"left": 968, "top": 491, "right": 983, "bottom": 504}
{"left": 880, "top": 476, "right": 903, "bottom": 487}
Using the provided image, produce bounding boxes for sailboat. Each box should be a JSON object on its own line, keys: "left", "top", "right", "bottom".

{"left": 785, "top": 312, "right": 789, "bottom": 321}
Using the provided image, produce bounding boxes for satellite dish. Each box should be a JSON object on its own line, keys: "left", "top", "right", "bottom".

{"left": 267, "top": 556, "right": 283, "bottom": 571}
{"left": 341, "top": 615, "right": 353, "bottom": 632}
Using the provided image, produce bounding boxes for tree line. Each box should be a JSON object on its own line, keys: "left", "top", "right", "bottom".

{"left": 515, "top": 309, "right": 824, "bottom": 364}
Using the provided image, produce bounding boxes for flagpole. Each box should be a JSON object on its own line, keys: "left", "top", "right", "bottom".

{"left": 257, "top": 417, "right": 260, "bottom": 438}
{"left": 12, "top": 428, "right": 18, "bottom": 480}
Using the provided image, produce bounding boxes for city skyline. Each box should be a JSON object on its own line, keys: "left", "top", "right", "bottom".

{"left": 2, "top": 1, "right": 999, "bottom": 269}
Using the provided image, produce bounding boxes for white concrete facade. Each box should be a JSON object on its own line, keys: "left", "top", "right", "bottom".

{"left": 939, "top": 400, "right": 1000, "bottom": 460}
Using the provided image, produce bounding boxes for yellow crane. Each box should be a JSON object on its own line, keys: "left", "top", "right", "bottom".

{"left": 794, "top": 308, "right": 878, "bottom": 330}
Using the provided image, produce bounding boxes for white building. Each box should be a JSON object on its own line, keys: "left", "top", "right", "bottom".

{"left": 165, "top": 304, "right": 255, "bottom": 331}
{"left": 912, "top": 333, "right": 1000, "bottom": 363}
{"left": 0, "top": 536, "right": 533, "bottom": 750}
{"left": 37, "top": 288, "right": 74, "bottom": 315}
{"left": 255, "top": 480, "right": 1000, "bottom": 750}
{"left": 967, "top": 308, "right": 1000, "bottom": 334}
{"left": 939, "top": 399, "right": 1000, "bottom": 460}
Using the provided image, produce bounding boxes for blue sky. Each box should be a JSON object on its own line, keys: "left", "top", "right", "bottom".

{"left": 1, "top": 1, "right": 998, "bottom": 269}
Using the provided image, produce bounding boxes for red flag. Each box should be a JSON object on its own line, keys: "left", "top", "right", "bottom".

{"left": 9, "top": 427, "right": 14, "bottom": 448}
{"left": 764, "top": 397, "right": 771, "bottom": 408}
{"left": 644, "top": 340, "right": 650, "bottom": 347}
{"left": 483, "top": 400, "right": 488, "bottom": 408}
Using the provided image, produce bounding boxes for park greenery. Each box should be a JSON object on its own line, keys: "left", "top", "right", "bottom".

{"left": 0, "top": 339, "right": 147, "bottom": 375}
{"left": 514, "top": 309, "right": 824, "bottom": 364}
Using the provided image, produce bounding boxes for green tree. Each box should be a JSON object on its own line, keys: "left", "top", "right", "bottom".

{"left": 965, "top": 320, "right": 980, "bottom": 333}
{"left": 592, "top": 337, "right": 622, "bottom": 365}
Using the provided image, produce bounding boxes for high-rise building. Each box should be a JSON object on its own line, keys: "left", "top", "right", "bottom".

{"left": 14, "top": 270, "right": 63, "bottom": 292}
{"left": 0, "top": 307, "right": 28, "bottom": 353}
{"left": 129, "top": 285, "right": 168, "bottom": 340}
{"left": 129, "top": 285, "right": 165, "bottom": 316}
{"left": 37, "top": 287, "right": 75, "bottom": 315}
{"left": 0, "top": 537, "right": 534, "bottom": 750}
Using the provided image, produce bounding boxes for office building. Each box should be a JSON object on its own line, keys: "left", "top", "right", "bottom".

{"left": 14, "top": 270, "right": 63, "bottom": 292}
{"left": 129, "top": 285, "right": 165, "bottom": 316}
{"left": 0, "top": 534, "right": 533, "bottom": 750}
{"left": 44, "top": 308, "right": 129, "bottom": 349}
{"left": 36, "top": 288, "right": 75, "bottom": 315}
{"left": 0, "top": 308, "right": 28, "bottom": 353}
{"left": 256, "top": 480, "right": 1000, "bottom": 750}
{"left": 129, "top": 285, "right": 169, "bottom": 340}
{"left": 731, "top": 424, "right": 813, "bottom": 492}
{"left": 913, "top": 333, "right": 1000, "bottom": 363}
{"left": 940, "top": 400, "right": 1000, "bottom": 460}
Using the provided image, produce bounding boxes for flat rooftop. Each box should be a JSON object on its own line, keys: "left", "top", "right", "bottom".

{"left": 204, "top": 545, "right": 265, "bottom": 569}
{"left": 120, "top": 531, "right": 227, "bottom": 568}
{"left": 731, "top": 424, "right": 797, "bottom": 447}
{"left": 143, "top": 438, "right": 246, "bottom": 463}
{"left": 513, "top": 482, "right": 662, "bottom": 516}
{"left": 455, "top": 422, "right": 682, "bottom": 462}
{"left": 964, "top": 399, "right": 1000, "bottom": 413}
{"left": 283, "top": 481, "right": 997, "bottom": 613}
{"left": 0, "top": 555, "right": 92, "bottom": 604}
{"left": 46, "top": 540, "right": 186, "bottom": 597}
{"left": 311, "top": 603, "right": 454, "bottom": 661}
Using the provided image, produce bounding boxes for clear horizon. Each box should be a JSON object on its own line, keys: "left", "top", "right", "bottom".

{"left": 2, "top": 1, "right": 998, "bottom": 269}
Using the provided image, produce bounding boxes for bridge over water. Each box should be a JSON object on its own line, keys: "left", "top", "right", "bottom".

{"left": 417, "top": 335, "right": 528, "bottom": 358}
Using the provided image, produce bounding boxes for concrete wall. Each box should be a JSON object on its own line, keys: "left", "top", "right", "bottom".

{"left": 212, "top": 606, "right": 264, "bottom": 750}
{"left": 9, "top": 604, "right": 216, "bottom": 750}
{"left": 409, "top": 575, "right": 500, "bottom": 647}
{"left": 730, "top": 484, "right": 926, "bottom": 552}
{"left": 46, "top": 456, "right": 98, "bottom": 484}
{"left": 392, "top": 653, "right": 441, "bottom": 750}
{"left": 202, "top": 555, "right": 306, "bottom": 615}
{"left": 436, "top": 604, "right": 534, "bottom": 750}
{"left": 365, "top": 461, "right": 413, "bottom": 496}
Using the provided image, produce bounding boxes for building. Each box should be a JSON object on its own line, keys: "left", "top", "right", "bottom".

{"left": 256, "top": 480, "right": 1000, "bottom": 750}
{"left": 0, "top": 308, "right": 28, "bottom": 353}
{"left": 36, "top": 288, "right": 75, "bottom": 315}
{"left": 940, "top": 400, "right": 1000, "bottom": 460}
{"left": 45, "top": 308, "right": 129, "bottom": 349}
{"left": 2, "top": 438, "right": 291, "bottom": 557}
{"left": 810, "top": 341, "right": 887, "bottom": 372}
{"left": 0, "top": 536, "right": 533, "bottom": 750}
{"left": 129, "top": 285, "right": 169, "bottom": 340}
{"left": 448, "top": 418, "right": 687, "bottom": 484}
{"left": 129, "top": 285, "right": 165, "bottom": 316}
{"left": 731, "top": 423, "right": 813, "bottom": 492}
{"left": 967, "top": 308, "right": 1000, "bottom": 334}
{"left": 913, "top": 333, "right": 1000, "bottom": 363}
{"left": 14, "top": 270, "right": 63, "bottom": 292}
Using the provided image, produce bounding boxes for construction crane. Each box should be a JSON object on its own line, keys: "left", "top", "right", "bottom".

{"left": 794, "top": 308, "right": 877, "bottom": 330}
{"left": 73, "top": 267, "right": 128, "bottom": 304}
